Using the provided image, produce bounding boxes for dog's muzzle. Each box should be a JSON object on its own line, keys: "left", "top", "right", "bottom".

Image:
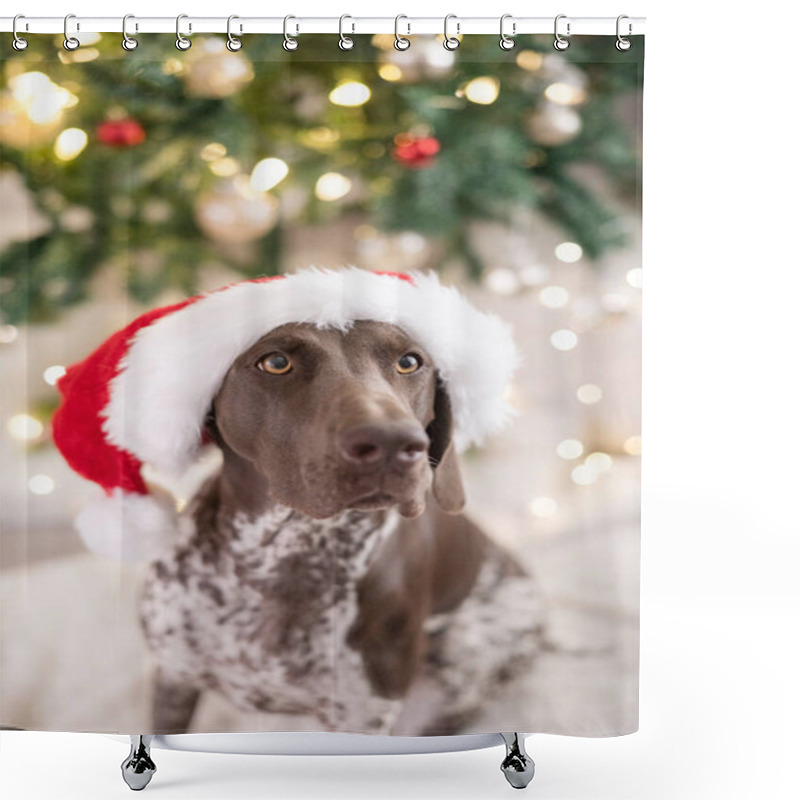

{"left": 339, "top": 421, "right": 429, "bottom": 472}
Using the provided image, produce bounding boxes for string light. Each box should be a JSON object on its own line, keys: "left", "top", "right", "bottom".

{"left": 623, "top": 435, "right": 642, "bottom": 455}
{"left": 43, "top": 365, "right": 66, "bottom": 386}
{"left": 200, "top": 142, "right": 227, "bottom": 161}
{"left": 529, "top": 497, "right": 558, "bottom": 517}
{"left": 485, "top": 268, "right": 520, "bottom": 295}
{"left": 463, "top": 77, "right": 500, "bottom": 105}
{"left": 250, "top": 158, "right": 289, "bottom": 192}
{"left": 7, "top": 414, "right": 43, "bottom": 441}
{"left": 9, "top": 72, "right": 78, "bottom": 125}
{"left": 0, "top": 325, "right": 19, "bottom": 344}
{"left": 208, "top": 157, "right": 240, "bottom": 177}
{"left": 556, "top": 439, "right": 584, "bottom": 459}
{"left": 550, "top": 329, "right": 578, "bottom": 351}
{"left": 576, "top": 383, "right": 603, "bottom": 404}
{"left": 626, "top": 267, "right": 643, "bottom": 288}
{"left": 28, "top": 475, "right": 55, "bottom": 496}
{"left": 585, "top": 452, "right": 613, "bottom": 473}
{"left": 315, "top": 172, "right": 352, "bottom": 201}
{"left": 54, "top": 128, "right": 88, "bottom": 161}
{"left": 539, "top": 285, "right": 569, "bottom": 308}
{"left": 555, "top": 242, "right": 583, "bottom": 263}
{"left": 544, "top": 82, "right": 588, "bottom": 106}
{"left": 378, "top": 64, "right": 403, "bottom": 83}
{"left": 329, "top": 81, "right": 371, "bottom": 107}
{"left": 516, "top": 50, "right": 544, "bottom": 72}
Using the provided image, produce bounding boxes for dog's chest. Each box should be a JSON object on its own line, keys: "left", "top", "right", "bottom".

{"left": 139, "top": 505, "right": 400, "bottom": 727}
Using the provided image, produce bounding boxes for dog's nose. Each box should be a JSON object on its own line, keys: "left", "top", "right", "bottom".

{"left": 339, "top": 422, "right": 429, "bottom": 468}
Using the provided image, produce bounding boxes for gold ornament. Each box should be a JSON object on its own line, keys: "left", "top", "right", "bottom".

{"left": 181, "top": 37, "right": 254, "bottom": 99}
{"left": 525, "top": 103, "right": 582, "bottom": 147}
{"left": 194, "top": 178, "right": 279, "bottom": 243}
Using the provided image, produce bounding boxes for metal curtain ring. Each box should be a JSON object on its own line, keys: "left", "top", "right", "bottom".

{"left": 63, "top": 13, "right": 80, "bottom": 51}
{"left": 122, "top": 14, "right": 138, "bottom": 51}
{"left": 443, "top": 14, "right": 460, "bottom": 51}
{"left": 553, "top": 14, "right": 570, "bottom": 51}
{"left": 616, "top": 14, "right": 632, "bottom": 51}
{"left": 175, "top": 13, "right": 192, "bottom": 50}
{"left": 227, "top": 15, "right": 243, "bottom": 51}
{"left": 12, "top": 14, "right": 28, "bottom": 51}
{"left": 283, "top": 15, "right": 298, "bottom": 51}
{"left": 394, "top": 15, "right": 410, "bottom": 51}
{"left": 339, "top": 14, "right": 354, "bottom": 50}
{"left": 499, "top": 14, "right": 515, "bottom": 50}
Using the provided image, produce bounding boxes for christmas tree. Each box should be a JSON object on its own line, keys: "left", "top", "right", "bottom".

{"left": 0, "top": 32, "right": 642, "bottom": 324}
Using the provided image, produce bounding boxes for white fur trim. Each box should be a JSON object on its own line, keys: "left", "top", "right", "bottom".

{"left": 101, "top": 267, "right": 521, "bottom": 476}
{"left": 75, "top": 489, "right": 179, "bottom": 563}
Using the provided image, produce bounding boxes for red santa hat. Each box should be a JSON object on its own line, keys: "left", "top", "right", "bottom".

{"left": 52, "top": 267, "right": 521, "bottom": 562}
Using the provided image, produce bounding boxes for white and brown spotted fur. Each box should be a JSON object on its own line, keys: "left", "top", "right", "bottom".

{"left": 137, "top": 320, "right": 546, "bottom": 735}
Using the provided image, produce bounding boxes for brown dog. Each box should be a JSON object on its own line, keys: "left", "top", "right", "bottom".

{"left": 138, "top": 319, "right": 545, "bottom": 735}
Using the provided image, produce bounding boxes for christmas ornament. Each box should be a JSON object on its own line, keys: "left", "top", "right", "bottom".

{"left": 194, "top": 178, "right": 279, "bottom": 243}
{"left": 96, "top": 118, "right": 146, "bottom": 147}
{"left": 378, "top": 36, "right": 456, "bottom": 83}
{"left": 181, "top": 37, "right": 254, "bottom": 99}
{"left": 51, "top": 267, "right": 519, "bottom": 561}
{"left": 525, "top": 103, "right": 582, "bottom": 146}
{"left": 393, "top": 133, "right": 441, "bottom": 168}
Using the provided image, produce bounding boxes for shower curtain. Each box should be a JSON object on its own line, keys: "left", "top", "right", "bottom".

{"left": 0, "top": 25, "right": 643, "bottom": 739}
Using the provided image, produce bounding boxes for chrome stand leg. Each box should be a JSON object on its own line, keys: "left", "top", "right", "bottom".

{"left": 121, "top": 735, "right": 157, "bottom": 791}
{"left": 500, "top": 732, "right": 535, "bottom": 789}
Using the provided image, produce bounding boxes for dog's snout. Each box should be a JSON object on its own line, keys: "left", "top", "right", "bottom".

{"left": 340, "top": 422, "right": 429, "bottom": 468}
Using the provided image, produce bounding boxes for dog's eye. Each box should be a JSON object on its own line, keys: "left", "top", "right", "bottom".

{"left": 257, "top": 353, "right": 293, "bottom": 375}
{"left": 396, "top": 353, "right": 422, "bottom": 374}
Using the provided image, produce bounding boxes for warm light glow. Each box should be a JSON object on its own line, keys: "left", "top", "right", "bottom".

{"left": 8, "top": 414, "right": 43, "bottom": 441}
{"left": 200, "top": 142, "right": 227, "bottom": 161}
{"left": 54, "top": 127, "right": 88, "bottom": 161}
{"left": 9, "top": 72, "right": 78, "bottom": 125}
{"left": 585, "top": 452, "right": 613, "bottom": 473}
{"left": 544, "top": 82, "right": 588, "bottom": 106}
{"left": 209, "top": 157, "right": 240, "bottom": 177}
{"left": 623, "top": 435, "right": 642, "bottom": 455}
{"left": 484, "top": 268, "right": 520, "bottom": 295}
{"left": 43, "top": 365, "right": 67, "bottom": 386}
{"left": 529, "top": 497, "right": 558, "bottom": 518}
{"left": 516, "top": 50, "right": 544, "bottom": 71}
{"left": 329, "top": 81, "right": 371, "bottom": 107}
{"left": 555, "top": 242, "right": 583, "bottom": 263}
{"left": 250, "top": 158, "right": 289, "bottom": 192}
{"left": 0, "top": 325, "right": 19, "bottom": 344}
{"left": 378, "top": 64, "right": 403, "bottom": 82}
{"left": 576, "top": 383, "right": 603, "bottom": 404}
{"left": 556, "top": 439, "right": 584, "bottom": 460}
{"left": 550, "top": 329, "right": 578, "bottom": 351}
{"left": 627, "top": 267, "right": 643, "bottom": 288}
{"left": 539, "top": 285, "right": 569, "bottom": 308}
{"left": 315, "top": 172, "right": 352, "bottom": 201}
{"left": 28, "top": 474, "right": 55, "bottom": 496}
{"left": 464, "top": 77, "right": 500, "bottom": 105}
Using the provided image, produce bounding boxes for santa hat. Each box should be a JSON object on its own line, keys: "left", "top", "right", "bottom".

{"left": 52, "top": 267, "right": 521, "bottom": 562}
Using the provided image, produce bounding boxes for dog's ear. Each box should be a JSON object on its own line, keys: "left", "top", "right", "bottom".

{"left": 426, "top": 374, "right": 466, "bottom": 514}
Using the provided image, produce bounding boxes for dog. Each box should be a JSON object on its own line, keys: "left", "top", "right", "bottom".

{"left": 137, "top": 317, "right": 546, "bottom": 736}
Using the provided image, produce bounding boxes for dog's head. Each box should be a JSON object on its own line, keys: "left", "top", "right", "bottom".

{"left": 207, "top": 320, "right": 465, "bottom": 520}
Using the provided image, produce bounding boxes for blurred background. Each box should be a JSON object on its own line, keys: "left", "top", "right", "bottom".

{"left": 0, "top": 32, "right": 642, "bottom": 736}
